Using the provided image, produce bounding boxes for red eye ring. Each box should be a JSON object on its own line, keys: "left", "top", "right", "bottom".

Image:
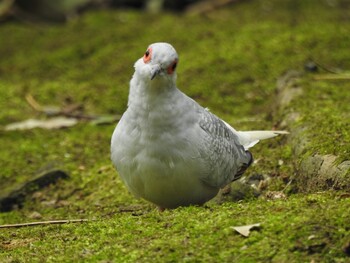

{"left": 143, "top": 47, "right": 152, "bottom": 63}
{"left": 167, "top": 60, "right": 178, "bottom": 75}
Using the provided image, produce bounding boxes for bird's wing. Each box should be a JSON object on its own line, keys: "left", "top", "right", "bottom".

{"left": 197, "top": 109, "right": 252, "bottom": 188}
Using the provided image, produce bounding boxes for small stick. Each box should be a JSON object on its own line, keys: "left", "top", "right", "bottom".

{"left": 25, "top": 94, "right": 96, "bottom": 120}
{"left": 314, "top": 74, "right": 350, "bottom": 80}
{"left": 0, "top": 219, "right": 90, "bottom": 229}
{"left": 25, "top": 93, "right": 43, "bottom": 112}
{"left": 312, "top": 60, "right": 339, "bottom": 74}
{"left": 23, "top": 94, "right": 120, "bottom": 122}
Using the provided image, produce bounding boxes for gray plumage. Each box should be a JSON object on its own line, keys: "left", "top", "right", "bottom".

{"left": 198, "top": 109, "right": 252, "bottom": 188}
{"left": 111, "top": 42, "right": 287, "bottom": 208}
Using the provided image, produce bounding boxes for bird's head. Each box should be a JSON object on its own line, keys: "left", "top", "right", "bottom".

{"left": 134, "top": 42, "right": 179, "bottom": 83}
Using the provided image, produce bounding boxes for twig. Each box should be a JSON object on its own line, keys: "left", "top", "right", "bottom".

{"left": 63, "top": 112, "right": 98, "bottom": 120}
{"left": 25, "top": 93, "right": 43, "bottom": 112}
{"left": 0, "top": 219, "right": 90, "bottom": 229}
{"left": 25, "top": 94, "right": 95, "bottom": 120}
{"left": 24, "top": 94, "right": 120, "bottom": 123}
{"left": 314, "top": 74, "right": 350, "bottom": 80}
{"left": 282, "top": 179, "right": 293, "bottom": 193}
{"left": 61, "top": 103, "right": 83, "bottom": 115}
{"left": 311, "top": 60, "right": 340, "bottom": 74}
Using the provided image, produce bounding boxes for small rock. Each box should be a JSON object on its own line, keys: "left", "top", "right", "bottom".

{"left": 32, "top": 191, "right": 44, "bottom": 200}
{"left": 0, "top": 169, "right": 69, "bottom": 212}
{"left": 28, "top": 211, "right": 42, "bottom": 219}
{"left": 41, "top": 200, "right": 57, "bottom": 207}
{"left": 343, "top": 241, "right": 350, "bottom": 256}
{"left": 218, "top": 180, "right": 260, "bottom": 202}
{"left": 57, "top": 200, "right": 70, "bottom": 207}
{"left": 298, "top": 154, "right": 350, "bottom": 192}
{"left": 265, "top": 191, "right": 287, "bottom": 200}
{"left": 304, "top": 61, "right": 318, "bottom": 72}
{"left": 240, "top": 245, "right": 248, "bottom": 250}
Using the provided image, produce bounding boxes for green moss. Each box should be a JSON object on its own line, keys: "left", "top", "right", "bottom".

{"left": 1, "top": 193, "right": 349, "bottom": 262}
{"left": 0, "top": 0, "right": 349, "bottom": 261}
{"left": 292, "top": 77, "right": 350, "bottom": 162}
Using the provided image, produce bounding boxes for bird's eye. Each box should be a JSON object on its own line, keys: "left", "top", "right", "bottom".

{"left": 143, "top": 48, "right": 152, "bottom": 63}
{"left": 167, "top": 60, "right": 178, "bottom": 74}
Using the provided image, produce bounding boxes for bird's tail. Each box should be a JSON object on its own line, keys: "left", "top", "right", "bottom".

{"left": 237, "top": 130, "right": 289, "bottom": 150}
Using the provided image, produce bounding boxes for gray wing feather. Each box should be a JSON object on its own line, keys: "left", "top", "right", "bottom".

{"left": 198, "top": 109, "right": 251, "bottom": 188}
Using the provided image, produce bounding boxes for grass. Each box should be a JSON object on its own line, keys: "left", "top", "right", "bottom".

{"left": 0, "top": 0, "right": 349, "bottom": 261}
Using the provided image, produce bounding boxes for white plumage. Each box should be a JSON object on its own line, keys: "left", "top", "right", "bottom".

{"left": 111, "top": 42, "right": 287, "bottom": 209}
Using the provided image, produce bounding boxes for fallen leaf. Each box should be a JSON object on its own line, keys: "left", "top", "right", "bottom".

{"left": 90, "top": 115, "right": 121, "bottom": 125}
{"left": 308, "top": 234, "right": 316, "bottom": 240}
{"left": 4, "top": 117, "right": 78, "bottom": 131}
{"left": 231, "top": 223, "right": 261, "bottom": 237}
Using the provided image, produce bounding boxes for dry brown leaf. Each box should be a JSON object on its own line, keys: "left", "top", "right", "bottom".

{"left": 231, "top": 223, "right": 261, "bottom": 237}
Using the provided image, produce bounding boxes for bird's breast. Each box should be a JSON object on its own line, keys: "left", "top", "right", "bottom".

{"left": 111, "top": 93, "right": 213, "bottom": 204}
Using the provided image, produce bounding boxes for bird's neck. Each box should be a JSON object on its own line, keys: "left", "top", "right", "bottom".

{"left": 128, "top": 72, "right": 177, "bottom": 110}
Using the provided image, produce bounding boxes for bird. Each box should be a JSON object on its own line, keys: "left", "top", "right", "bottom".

{"left": 111, "top": 42, "right": 288, "bottom": 209}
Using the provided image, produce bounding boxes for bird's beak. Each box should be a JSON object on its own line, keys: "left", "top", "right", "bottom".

{"left": 150, "top": 64, "right": 161, "bottom": 80}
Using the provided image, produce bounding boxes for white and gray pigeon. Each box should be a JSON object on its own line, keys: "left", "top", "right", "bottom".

{"left": 111, "top": 42, "right": 287, "bottom": 209}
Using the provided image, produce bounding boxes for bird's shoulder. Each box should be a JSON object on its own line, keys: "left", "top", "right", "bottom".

{"left": 197, "top": 107, "right": 239, "bottom": 142}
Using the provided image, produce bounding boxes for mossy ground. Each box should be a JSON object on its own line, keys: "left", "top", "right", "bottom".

{"left": 0, "top": 0, "right": 349, "bottom": 262}
{"left": 1, "top": 193, "right": 349, "bottom": 262}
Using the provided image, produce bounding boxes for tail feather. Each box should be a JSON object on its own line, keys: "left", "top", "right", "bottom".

{"left": 237, "top": 130, "right": 289, "bottom": 150}
{"left": 222, "top": 120, "right": 289, "bottom": 150}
